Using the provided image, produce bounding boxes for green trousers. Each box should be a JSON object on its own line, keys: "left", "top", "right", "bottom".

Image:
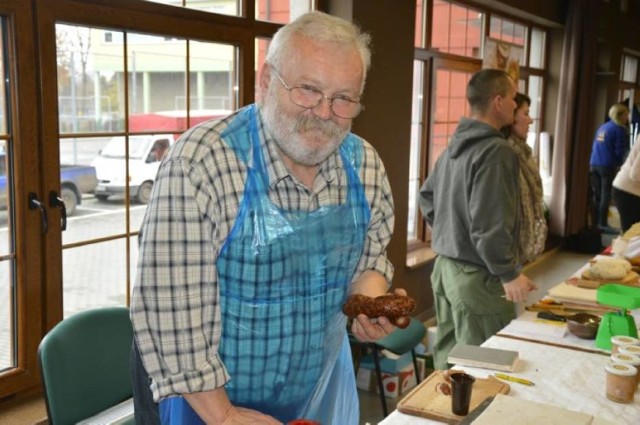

{"left": 431, "top": 256, "right": 516, "bottom": 370}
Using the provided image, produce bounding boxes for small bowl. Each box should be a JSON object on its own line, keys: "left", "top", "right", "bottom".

{"left": 566, "top": 313, "right": 601, "bottom": 339}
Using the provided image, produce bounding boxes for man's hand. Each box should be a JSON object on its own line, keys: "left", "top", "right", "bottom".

{"left": 502, "top": 273, "right": 537, "bottom": 302}
{"left": 350, "top": 288, "right": 407, "bottom": 342}
{"left": 185, "top": 387, "right": 281, "bottom": 424}
{"left": 220, "top": 406, "right": 282, "bottom": 424}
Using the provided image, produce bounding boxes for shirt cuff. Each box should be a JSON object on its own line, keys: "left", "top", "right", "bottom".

{"left": 151, "top": 353, "right": 230, "bottom": 402}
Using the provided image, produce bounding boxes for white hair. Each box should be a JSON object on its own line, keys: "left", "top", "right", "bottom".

{"left": 266, "top": 11, "right": 371, "bottom": 90}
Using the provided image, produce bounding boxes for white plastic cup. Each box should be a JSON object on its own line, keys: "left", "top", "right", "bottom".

{"left": 611, "top": 353, "right": 640, "bottom": 388}
{"left": 619, "top": 345, "right": 640, "bottom": 357}
{"left": 611, "top": 335, "right": 640, "bottom": 353}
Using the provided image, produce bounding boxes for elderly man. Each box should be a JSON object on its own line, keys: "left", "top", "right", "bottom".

{"left": 130, "top": 11, "right": 397, "bottom": 425}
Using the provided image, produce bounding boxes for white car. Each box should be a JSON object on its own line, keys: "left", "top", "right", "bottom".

{"left": 91, "top": 134, "right": 174, "bottom": 204}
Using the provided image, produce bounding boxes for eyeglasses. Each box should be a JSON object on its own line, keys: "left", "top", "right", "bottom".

{"left": 270, "top": 66, "right": 364, "bottom": 119}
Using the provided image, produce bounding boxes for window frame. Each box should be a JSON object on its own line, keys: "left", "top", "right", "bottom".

{"left": 0, "top": 0, "right": 46, "bottom": 397}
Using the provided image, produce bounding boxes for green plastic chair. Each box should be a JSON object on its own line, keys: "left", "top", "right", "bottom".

{"left": 350, "top": 317, "right": 427, "bottom": 417}
{"left": 38, "top": 306, "right": 134, "bottom": 425}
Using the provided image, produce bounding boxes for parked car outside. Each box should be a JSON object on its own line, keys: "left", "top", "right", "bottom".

{"left": 92, "top": 110, "right": 230, "bottom": 205}
{"left": 91, "top": 134, "right": 175, "bottom": 204}
{"left": 0, "top": 153, "right": 97, "bottom": 216}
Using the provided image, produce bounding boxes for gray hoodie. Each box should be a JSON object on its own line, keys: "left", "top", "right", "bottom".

{"left": 419, "top": 117, "right": 521, "bottom": 283}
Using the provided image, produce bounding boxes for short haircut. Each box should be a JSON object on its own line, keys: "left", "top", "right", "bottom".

{"left": 467, "top": 69, "right": 513, "bottom": 115}
{"left": 514, "top": 92, "right": 531, "bottom": 110}
{"left": 608, "top": 103, "right": 629, "bottom": 125}
{"left": 266, "top": 11, "right": 371, "bottom": 89}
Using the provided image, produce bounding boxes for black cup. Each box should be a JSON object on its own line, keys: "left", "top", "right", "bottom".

{"left": 450, "top": 373, "right": 475, "bottom": 415}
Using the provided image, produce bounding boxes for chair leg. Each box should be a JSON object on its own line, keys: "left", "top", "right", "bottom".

{"left": 351, "top": 343, "right": 363, "bottom": 376}
{"left": 411, "top": 349, "right": 421, "bottom": 384}
{"left": 371, "top": 346, "right": 388, "bottom": 417}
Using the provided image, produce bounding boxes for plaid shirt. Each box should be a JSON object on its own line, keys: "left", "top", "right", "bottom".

{"left": 130, "top": 106, "right": 395, "bottom": 401}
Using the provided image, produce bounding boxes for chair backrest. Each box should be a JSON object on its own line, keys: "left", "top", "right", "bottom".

{"left": 38, "top": 306, "right": 133, "bottom": 425}
{"left": 375, "top": 317, "right": 427, "bottom": 354}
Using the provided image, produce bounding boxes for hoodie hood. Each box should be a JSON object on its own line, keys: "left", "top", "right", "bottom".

{"left": 448, "top": 117, "right": 505, "bottom": 158}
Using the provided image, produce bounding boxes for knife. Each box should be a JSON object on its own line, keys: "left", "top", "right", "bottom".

{"left": 536, "top": 311, "right": 567, "bottom": 322}
{"left": 459, "top": 396, "right": 495, "bottom": 424}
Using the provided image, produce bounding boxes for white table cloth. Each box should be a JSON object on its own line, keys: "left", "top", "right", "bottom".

{"left": 379, "top": 335, "right": 640, "bottom": 424}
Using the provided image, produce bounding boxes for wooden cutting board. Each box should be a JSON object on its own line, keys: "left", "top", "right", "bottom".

{"left": 579, "top": 270, "right": 639, "bottom": 287}
{"left": 397, "top": 371, "right": 510, "bottom": 424}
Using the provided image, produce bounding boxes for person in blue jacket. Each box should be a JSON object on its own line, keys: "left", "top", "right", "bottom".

{"left": 589, "top": 103, "right": 630, "bottom": 234}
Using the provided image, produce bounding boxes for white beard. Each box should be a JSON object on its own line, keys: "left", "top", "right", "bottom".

{"left": 260, "top": 84, "right": 349, "bottom": 166}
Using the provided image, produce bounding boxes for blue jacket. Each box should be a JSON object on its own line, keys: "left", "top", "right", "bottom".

{"left": 589, "top": 120, "right": 629, "bottom": 168}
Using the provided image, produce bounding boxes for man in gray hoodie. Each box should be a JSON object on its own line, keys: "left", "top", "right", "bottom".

{"left": 419, "top": 69, "right": 537, "bottom": 370}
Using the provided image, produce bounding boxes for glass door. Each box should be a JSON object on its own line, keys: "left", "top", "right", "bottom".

{"left": 0, "top": 23, "right": 14, "bottom": 376}
{"left": 0, "top": 0, "right": 45, "bottom": 397}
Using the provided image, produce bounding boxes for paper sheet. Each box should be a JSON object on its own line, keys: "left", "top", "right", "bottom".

{"left": 502, "top": 318, "right": 568, "bottom": 339}
{"left": 547, "top": 282, "right": 597, "bottom": 304}
{"left": 471, "top": 394, "right": 599, "bottom": 425}
{"left": 545, "top": 256, "right": 606, "bottom": 304}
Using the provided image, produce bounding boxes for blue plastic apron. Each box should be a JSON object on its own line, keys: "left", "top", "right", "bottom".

{"left": 160, "top": 105, "right": 369, "bottom": 424}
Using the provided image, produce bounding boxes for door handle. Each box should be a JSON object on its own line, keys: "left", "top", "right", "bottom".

{"left": 49, "top": 191, "right": 67, "bottom": 231}
{"left": 28, "top": 192, "right": 48, "bottom": 234}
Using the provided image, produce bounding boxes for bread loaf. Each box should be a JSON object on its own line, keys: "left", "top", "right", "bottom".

{"left": 342, "top": 293, "right": 416, "bottom": 328}
{"left": 583, "top": 258, "right": 632, "bottom": 280}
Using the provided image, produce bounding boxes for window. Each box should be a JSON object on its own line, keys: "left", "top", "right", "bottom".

{"left": 529, "top": 27, "right": 546, "bottom": 69}
{"left": 0, "top": 1, "right": 45, "bottom": 393}
{"left": 256, "top": 0, "right": 313, "bottom": 23}
{"left": 620, "top": 53, "right": 638, "bottom": 84}
{"left": 407, "top": 61, "right": 424, "bottom": 242}
{"left": 255, "top": 38, "right": 271, "bottom": 102}
{"left": 415, "top": 0, "right": 426, "bottom": 48}
{"left": 431, "top": 68, "right": 472, "bottom": 172}
{"left": 431, "top": 0, "right": 484, "bottom": 58}
{"left": 528, "top": 75, "right": 543, "bottom": 135}
{"left": 619, "top": 52, "right": 640, "bottom": 142}
{"left": 408, "top": 0, "right": 549, "bottom": 255}
{"left": 145, "top": 0, "right": 240, "bottom": 17}
{"left": 489, "top": 15, "right": 526, "bottom": 46}
{"left": 56, "top": 23, "right": 240, "bottom": 316}
{"left": 143, "top": 0, "right": 314, "bottom": 22}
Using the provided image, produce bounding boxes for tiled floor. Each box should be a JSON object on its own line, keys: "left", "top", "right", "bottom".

{"left": 357, "top": 248, "right": 597, "bottom": 425}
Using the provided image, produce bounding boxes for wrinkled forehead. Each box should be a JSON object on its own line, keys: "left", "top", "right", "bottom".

{"left": 282, "top": 34, "right": 362, "bottom": 69}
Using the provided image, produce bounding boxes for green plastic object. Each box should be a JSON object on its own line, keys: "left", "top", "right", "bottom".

{"left": 595, "top": 284, "right": 640, "bottom": 350}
